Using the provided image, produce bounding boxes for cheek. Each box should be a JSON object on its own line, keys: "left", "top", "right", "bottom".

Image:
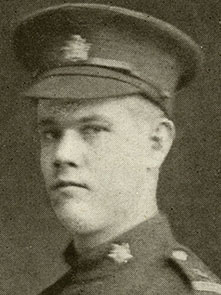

{"left": 92, "top": 137, "right": 146, "bottom": 189}
{"left": 40, "top": 147, "right": 54, "bottom": 179}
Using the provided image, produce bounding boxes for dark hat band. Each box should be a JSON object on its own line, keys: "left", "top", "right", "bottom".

{"left": 24, "top": 65, "right": 172, "bottom": 115}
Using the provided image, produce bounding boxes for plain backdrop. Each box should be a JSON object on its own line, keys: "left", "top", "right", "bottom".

{"left": 0, "top": 0, "right": 220, "bottom": 294}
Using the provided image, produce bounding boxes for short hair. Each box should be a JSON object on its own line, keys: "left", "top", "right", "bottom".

{"left": 123, "top": 94, "right": 166, "bottom": 126}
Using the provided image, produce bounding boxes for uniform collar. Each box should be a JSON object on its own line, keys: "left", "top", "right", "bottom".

{"left": 63, "top": 213, "right": 176, "bottom": 280}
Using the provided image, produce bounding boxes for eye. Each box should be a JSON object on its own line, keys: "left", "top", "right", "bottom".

{"left": 81, "top": 125, "right": 110, "bottom": 135}
{"left": 39, "top": 128, "right": 61, "bottom": 141}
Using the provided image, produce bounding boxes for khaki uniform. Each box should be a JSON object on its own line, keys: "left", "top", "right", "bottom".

{"left": 39, "top": 214, "right": 221, "bottom": 295}
{"left": 12, "top": 4, "right": 220, "bottom": 295}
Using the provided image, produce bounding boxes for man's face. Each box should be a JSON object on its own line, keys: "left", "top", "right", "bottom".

{"left": 38, "top": 96, "right": 156, "bottom": 235}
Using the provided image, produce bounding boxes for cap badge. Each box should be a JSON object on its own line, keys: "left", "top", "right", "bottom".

{"left": 108, "top": 243, "right": 133, "bottom": 264}
{"left": 62, "top": 35, "right": 91, "bottom": 62}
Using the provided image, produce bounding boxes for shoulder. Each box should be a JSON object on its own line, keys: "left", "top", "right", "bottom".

{"left": 38, "top": 270, "right": 73, "bottom": 295}
{"left": 164, "top": 244, "right": 221, "bottom": 295}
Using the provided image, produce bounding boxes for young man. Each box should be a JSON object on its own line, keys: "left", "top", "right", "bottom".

{"left": 13, "top": 3, "right": 221, "bottom": 294}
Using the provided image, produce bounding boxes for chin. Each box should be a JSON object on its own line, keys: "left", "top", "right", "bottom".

{"left": 52, "top": 200, "right": 106, "bottom": 235}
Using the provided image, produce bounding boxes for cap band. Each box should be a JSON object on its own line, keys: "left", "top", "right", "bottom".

{"left": 24, "top": 65, "right": 172, "bottom": 114}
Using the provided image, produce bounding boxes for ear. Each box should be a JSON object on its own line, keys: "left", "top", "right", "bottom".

{"left": 147, "top": 118, "right": 175, "bottom": 168}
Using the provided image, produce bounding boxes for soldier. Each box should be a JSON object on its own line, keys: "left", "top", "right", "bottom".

{"left": 13, "top": 3, "right": 221, "bottom": 294}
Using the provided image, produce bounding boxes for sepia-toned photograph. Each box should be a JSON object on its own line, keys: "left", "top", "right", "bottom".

{"left": 0, "top": 1, "right": 220, "bottom": 294}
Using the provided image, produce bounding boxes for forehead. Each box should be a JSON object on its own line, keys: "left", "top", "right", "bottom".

{"left": 37, "top": 96, "right": 146, "bottom": 122}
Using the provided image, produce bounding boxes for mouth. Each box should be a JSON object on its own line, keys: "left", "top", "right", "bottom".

{"left": 51, "top": 180, "right": 88, "bottom": 191}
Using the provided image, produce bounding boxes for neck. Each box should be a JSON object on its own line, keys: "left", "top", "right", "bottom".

{"left": 73, "top": 205, "right": 159, "bottom": 254}
{"left": 73, "top": 172, "right": 159, "bottom": 254}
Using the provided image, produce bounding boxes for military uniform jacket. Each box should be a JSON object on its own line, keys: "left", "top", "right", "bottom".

{"left": 40, "top": 214, "right": 221, "bottom": 294}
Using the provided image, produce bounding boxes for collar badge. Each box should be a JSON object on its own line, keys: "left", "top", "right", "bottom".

{"left": 108, "top": 243, "right": 133, "bottom": 264}
{"left": 62, "top": 35, "right": 91, "bottom": 62}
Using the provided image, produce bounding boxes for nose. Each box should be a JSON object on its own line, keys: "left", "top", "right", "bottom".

{"left": 53, "top": 129, "right": 86, "bottom": 169}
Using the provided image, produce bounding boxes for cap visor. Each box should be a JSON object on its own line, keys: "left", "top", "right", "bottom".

{"left": 23, "top": 65, "right": 163, "bottom": 101}
{"left": 23, "top": 74, "right": 144, "bottom": 100}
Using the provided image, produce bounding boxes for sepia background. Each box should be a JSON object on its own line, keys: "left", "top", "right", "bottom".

{"left": 0, "top": 0, "right": 220, "bottom": 294}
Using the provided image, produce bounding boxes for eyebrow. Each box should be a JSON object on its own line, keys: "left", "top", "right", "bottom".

{"left": 78, "top": 115, "right": 112, "bottom": 125}
{"left": 38, "top": 115, "right": 112, "bottom": 127}
{"left": 38, "top": 118, "right": 57, "bottom": 127}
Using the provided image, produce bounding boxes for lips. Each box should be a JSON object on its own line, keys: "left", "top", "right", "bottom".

{"left": 51, "top": 180, "right": 88, "bottom": 191}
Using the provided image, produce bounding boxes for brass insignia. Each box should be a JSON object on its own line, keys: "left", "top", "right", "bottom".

{"left": 108, "top": 243, "right": 133, "bottom": 264}
{"left": 172, "top": 250, "right": 188, "bottom": 261}
{"left": 192, "top": 281, "right": 221, "bottom": 294}
{"left": 170, "top": 248, "right": 221, "bottom": 294}
{"left": 192, "top": 268, "right": 209, "bottom": 279}
{"left": 62, "top": 35, "right": 91, "bottom": 62}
